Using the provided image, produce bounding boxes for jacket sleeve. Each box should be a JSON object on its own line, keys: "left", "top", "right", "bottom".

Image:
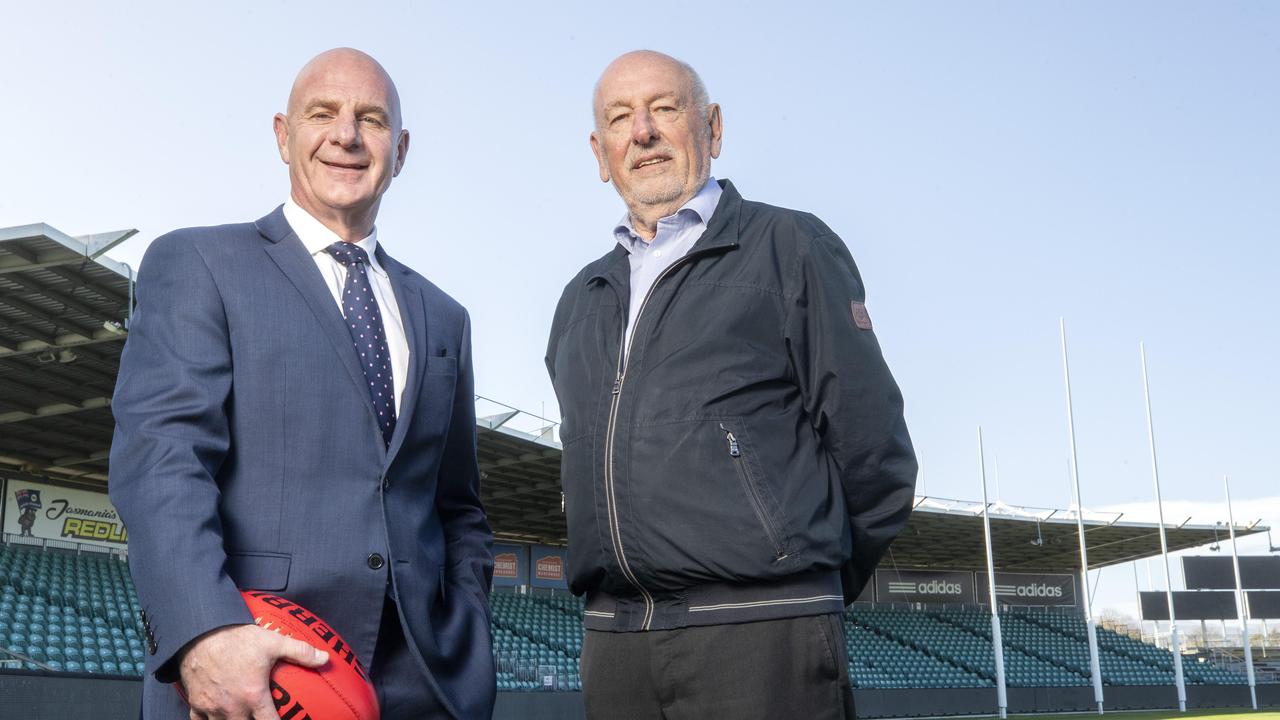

{"left": 107, "top": 233, "right": 253, "bottom": 681}
{"left": 784, "top": 232, "right": 918, "bottom": 604}
{"left": 437, "top": 310, "right": 495, "bottom": 597}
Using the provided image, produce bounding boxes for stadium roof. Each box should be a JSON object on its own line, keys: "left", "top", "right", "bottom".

{"left": 0, "top": 223, "right": 1269, "bottom": 572}
{"left": 0, "top": 224, "right": 134, "bottom": 483}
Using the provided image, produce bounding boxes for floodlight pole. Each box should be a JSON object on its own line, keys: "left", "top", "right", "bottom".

{"left": 1060, "top": 319, "right": 1105, "bottom": 714}
{"left": 1140, "top": 342, "right": 1186, "bottom": 712}
{"left": 1224, "top": 475, "right": 1258, "bottom": 710}
{"left": 978, "top": 427, "right": 1008, "bottom": 719}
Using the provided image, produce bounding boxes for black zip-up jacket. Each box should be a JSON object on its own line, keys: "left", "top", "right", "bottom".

{"left": 546, "top": 180, "right": 916, "bottom": 631}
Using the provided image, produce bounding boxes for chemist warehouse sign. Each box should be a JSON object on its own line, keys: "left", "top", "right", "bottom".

{"left": 2, "top": 478, "right": 127, "bottom": 548}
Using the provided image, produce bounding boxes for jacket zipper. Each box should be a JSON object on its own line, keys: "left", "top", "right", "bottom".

{"left": 603, "top": 253, "right": 703, "bottom": 630}
{"left": 720, "top": 423, "right": 787, "bottom": 561}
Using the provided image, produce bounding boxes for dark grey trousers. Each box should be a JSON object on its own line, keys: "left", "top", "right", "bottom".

{"left": 581, "top": 614, "right": 856, "bottom": 720}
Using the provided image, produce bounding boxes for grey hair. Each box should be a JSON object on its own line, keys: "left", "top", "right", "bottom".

{"left": 592, "top": 51, "right": 712, "bottom": 128}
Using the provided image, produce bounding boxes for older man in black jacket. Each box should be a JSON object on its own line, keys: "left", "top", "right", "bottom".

{"left": 545, "top": 50, "right": 917, "bottom": 719}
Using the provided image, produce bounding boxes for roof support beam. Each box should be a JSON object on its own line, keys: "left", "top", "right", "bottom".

{"left": 50, "top": 449, "right": 112, "bottom": 468}
{"left": 0, "top": 328, "right": 126, "bottom": 360}
{"left": 0, "top": 452, "right": 105, "bottom": 481}
{"left": 0, "top": 293, "right": 101, "bottom": 338}
{"left": 45, "top": 265, "right": 130, "bottom": 305}
{"left": 0, "top": 396, "right": 112, "bottom": 425}
{"left": 0, "top": 317, "right": 58, "bottom": 345}
{"left": 0, "top": 375, "right": 84, "bottom": 408}
{"left": 0, "top": 274, "right": 128, "bottom": 320}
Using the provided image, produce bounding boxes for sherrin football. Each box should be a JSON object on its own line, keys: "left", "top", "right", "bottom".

{"left": 180, "top": 590, "right": 380, "bottom": 720}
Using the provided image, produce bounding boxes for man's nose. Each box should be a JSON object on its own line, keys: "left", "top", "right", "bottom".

{"left": 329, "top": 108, "right": 361, "bottom": 148}
{"left": 630, "top": 109, "right": 658, "bottom": 145}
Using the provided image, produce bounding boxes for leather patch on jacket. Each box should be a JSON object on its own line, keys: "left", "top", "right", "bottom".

{"left": 851, "top": 301, "right": 873, "bottom": 330}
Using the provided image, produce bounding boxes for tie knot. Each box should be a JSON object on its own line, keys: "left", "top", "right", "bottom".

{"left": 325, "top": 241, "right": 370, "bottom": 267}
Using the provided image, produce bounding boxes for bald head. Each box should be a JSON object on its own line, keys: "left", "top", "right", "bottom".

{"left": 593, "top": 50, "right": 708, "bottom": 130}
{"left": 288, "top": 48, "right": 403, "bottom": 131}
{"left": 273, "top": 48, "right": 410, "bottom": 242}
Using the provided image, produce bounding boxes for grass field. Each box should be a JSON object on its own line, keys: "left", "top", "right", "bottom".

{"left": 990, "top": 711, "right": 1280, "bottom": 719}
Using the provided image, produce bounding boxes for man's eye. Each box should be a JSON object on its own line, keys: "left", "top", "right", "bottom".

{"left": 311, "top": 112, "right": 333, "bottom": 120}
{"left": 609, "top": 113, "right": 629, "bottom": 126}
{"left": 360, "top": 117, "right": 385, "bottom": 127}
{"left": 655, "top": 106, "right": 676, "bottom": 114}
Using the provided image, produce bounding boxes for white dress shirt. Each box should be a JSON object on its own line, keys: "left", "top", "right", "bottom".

{"left": 283, "top": 199, "right": 409, "bottom": 414}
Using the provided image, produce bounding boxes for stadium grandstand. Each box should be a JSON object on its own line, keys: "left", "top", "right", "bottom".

{"left": 2, "top": 223, "right": 1278, "bottom": 719}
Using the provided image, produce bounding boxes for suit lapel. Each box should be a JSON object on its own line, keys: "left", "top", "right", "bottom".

{"left": 377, "top": 246, "right": 426, "bottom": 468}
{"left": 257, "top": 208, "right": 383, "bottom": 439}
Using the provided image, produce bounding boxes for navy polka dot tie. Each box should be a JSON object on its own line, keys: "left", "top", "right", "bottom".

{"left": 325, "top": 242, "right": 397, "bottom": 446}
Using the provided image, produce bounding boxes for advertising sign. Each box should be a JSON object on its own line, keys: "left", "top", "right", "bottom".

{"left": 530, "top": 545, "right": 568, "bottom": 589}
{"left": 1183, "top": 556, "right": 1280, "bottom": 590}
{"left": 1246, "top": 591, "right": 1280, "bottom": 619}
{"left": 1139, "top": 590, "right": 1238, "bottom": 621}
{"left": 491, "top": 543, "right": 530, "bottom": 587}
{"left": 976, "top": 572, "right": 1077, "bottom": 606}
{"left": 875, "top": 569, "right": 975, "bottom": 604}
{"left": 2, "top": 477, "right": 127, "bottom": 549}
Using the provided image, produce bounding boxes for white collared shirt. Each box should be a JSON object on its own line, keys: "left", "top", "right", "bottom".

{"left": 283, "top": 199, "right": 409, "bottom": 414}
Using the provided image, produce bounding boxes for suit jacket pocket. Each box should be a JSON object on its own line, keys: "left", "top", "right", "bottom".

{"left": 225, "top": 551, "right": 292, "bottom": 591}
{"left": 426, "top": 354, "right": 457, "bottom": 375}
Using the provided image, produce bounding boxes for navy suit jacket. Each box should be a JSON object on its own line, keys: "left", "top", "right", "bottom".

{"left": 109, "top": 207, "right": 495, "bottom": 719}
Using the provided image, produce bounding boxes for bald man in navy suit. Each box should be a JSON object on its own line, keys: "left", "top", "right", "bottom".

{"left": 110, "top": 48, "right": 494, "bottom": 719}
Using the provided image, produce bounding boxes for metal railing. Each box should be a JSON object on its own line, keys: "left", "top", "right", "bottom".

{"left": 1, "top": 532, "right": 128, "bottom": 560}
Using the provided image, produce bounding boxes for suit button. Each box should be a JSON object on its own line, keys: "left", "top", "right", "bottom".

{"left": 381, "top": 476, "right": 390, "bottom": 491}
{"left": 367, "top": 553, "right": 385, "bottom": 570}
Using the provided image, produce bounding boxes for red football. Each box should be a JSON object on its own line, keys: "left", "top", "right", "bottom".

{"left": 179, "top": 590, "right": 380, "bottom": 720}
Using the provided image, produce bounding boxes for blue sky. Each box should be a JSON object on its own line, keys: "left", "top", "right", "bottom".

{"left": 3, "top": 1, "right": 1276, "bottom": 620}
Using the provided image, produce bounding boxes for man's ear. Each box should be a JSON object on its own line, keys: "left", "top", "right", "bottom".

{"left": 707, "top": 103, "right": 723, "bottom": 159}
{"left": 392, "top": 129, "right": 410, "bottom": 177}
{"left": 589, "top": 131, "right": 610, "bottom": 183}
{"left": 273, "top": 113, "right": 290, "bottom": 164}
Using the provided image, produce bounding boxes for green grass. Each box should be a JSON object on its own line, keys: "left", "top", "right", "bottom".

{"left": 992, "top": 711, "right": 1280, "bottom": 720}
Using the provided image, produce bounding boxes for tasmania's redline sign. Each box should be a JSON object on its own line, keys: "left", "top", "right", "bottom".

{"left": 2, "top": 478, "right": 127, "bottom": 549}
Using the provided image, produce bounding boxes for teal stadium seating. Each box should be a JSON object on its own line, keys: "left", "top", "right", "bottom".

{"left": 0, "top": 543, "right": 1252, "bottom": 690}
{"left": 0, "top": 543, "right": 145, "bottom": 675}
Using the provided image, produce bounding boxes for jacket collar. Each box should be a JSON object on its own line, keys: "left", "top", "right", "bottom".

{"left": 586, "top": 178, "right": 744, "bottom": 286}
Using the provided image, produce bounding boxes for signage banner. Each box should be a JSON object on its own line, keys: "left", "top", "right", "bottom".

{"left": 976, "top": 572, "right": 1076, "bottom": 606}
{"left": 1184, "top": 556, "right": 1280, "bottom": 591}
{"left": 1140, "top": 590, "right": 1238, "bottom": 621}
{"left": 2, "top": 478, "right": 127, "bottom": 549}
{"left": 1246, "top": 591, "right": 1280, "bottom": 620}
{"left": 491, "top": 543, "right": 530, "bottom": 587}
{"left": 530, "top": 545, "right": 568, "bottom": 589}
{"left": 875, "top": 569, "right": 974, "bottom": 604}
